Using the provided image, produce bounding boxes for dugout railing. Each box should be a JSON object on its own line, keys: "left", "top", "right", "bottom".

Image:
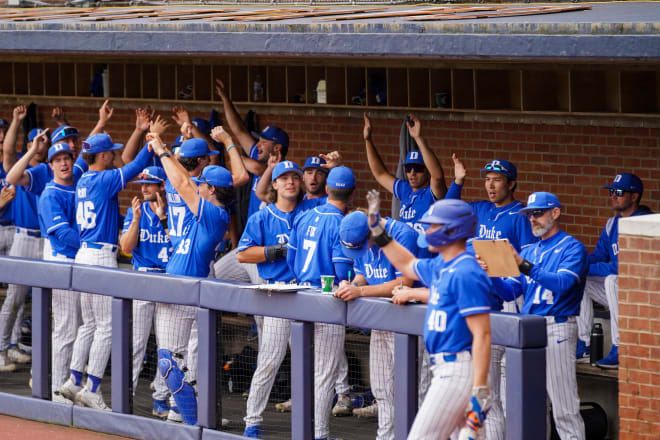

{"left": 0, "top": 255, "right": 547, "bottom": 440}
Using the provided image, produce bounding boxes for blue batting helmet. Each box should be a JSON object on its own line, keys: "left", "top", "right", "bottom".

{"left": 417, "top": 199, "right": 477, "bottom": 248}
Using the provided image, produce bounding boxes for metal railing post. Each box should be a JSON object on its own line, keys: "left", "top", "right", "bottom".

{"left": 32, "top": 287, "right": 52, "bottom": 400}
{"left": 197, "top": 307, "right": 220, "bottom": 429}
{"left": 291, "top": 320, "right": 314, "bottom": 440}
{"left": 111, "top": 297, "right": 132, "bottom": 413}
{"left": 505, "top": 346, "right": 547, "bottom": 440}
{"left": 394, "top": 333, "right": 418, "bottom": 439}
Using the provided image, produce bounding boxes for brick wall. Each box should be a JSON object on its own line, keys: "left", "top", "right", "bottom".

{"left": 617, "top": 215, "right": 660, "bottom": 440}
{"left": 1, "top": 99, "right": 659, "bottom": 249}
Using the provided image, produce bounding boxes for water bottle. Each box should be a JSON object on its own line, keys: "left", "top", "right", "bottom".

{"left": 590, "top": 323, "right": 604, "bottom": 365}
{"left": 253, "top": 74, "right": 264, "bottom": 102}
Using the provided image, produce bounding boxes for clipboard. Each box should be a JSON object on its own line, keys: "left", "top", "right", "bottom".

{"left": 471, "top": 239, "right": 520, "bottom": 277}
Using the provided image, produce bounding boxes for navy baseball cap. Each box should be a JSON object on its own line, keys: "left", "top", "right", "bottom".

{"left": 82, "top": 133, "right": 123, "bottom": 154}
{"left": 480, "top": 159, "right": 517, "bottom": 180}
{"left": 327, "top": 166, "right": 355, "bottom": 189}
{"left": 303, "top": 156, "right": 327, "bottom": 171}
{"left": 258, "top": 126, "right": 289, "bottom": 148}
{"left": 192, "top": 165, "right": 233, "bottom": 188}
{"left": 339, "top": 211, "right": 370, "bottom": 259}
{"left": 172, "top": 135, "right": 184, "bottom": 147}
{"left": 51, "top": 125, "right": 79, "bottom": 144}
{"left": 191, "top": 118, "right": 210, "bottom": 135}
{"left": 404, "top": 150, "right": 425, "bottom": 166}
{"left": 519, "top": 192, "right": 561, "bottom": 214}
{"left": 134, "top": 166, "right": 166, "bottom": 184}
{"left": 28, "top": 128, "right": 45, "bottom": 142}
{"left": 603, "top": 173, "right": 643, "bottom": 194}
{"left": 47, "top": 143, "right": 73, "bottom": 162}
{"left": 0, "top": 119, "right": 8, "bottom": 130}
{"left": 179, "top": 138, "right": 219, "bottom": 158}
{"left": 272, "top": 160, "right": 302, "bottom": 182}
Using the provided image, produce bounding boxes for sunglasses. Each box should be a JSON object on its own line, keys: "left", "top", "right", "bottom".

{"left": 340, "top": 237, "right": 368, "bottom": 250}
{"left": 526, "top": 209, "right": 549, "bottom": 219}
{"left": 483, "top": 163, "right": 509, "bottom": 173}
{"left": 138, "top": 173, "right": 163, "bottom": 183}
{"left": 609, "top": 188, "right": 626, "bottom": 197}
{"left": 404, "top": 165, "right": 425, "bottom": 174}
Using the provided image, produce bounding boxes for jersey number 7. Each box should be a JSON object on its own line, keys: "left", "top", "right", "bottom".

{"left": 301, "top": 239, "right": 317, "bottom": 273}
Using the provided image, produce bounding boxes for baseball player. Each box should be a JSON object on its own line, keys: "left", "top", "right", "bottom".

{"left": 485, "top": 192, "right": 587, "bottom": 440}
{"left": 0, "top": 117, "right": 16, "bottom": 258}
{"left": 576, "top": 173, "right": 649, "bottom": 369}
{"left": 447, "top": 155, "right": 537, "bottom": 439}
{"left": 336, "top": 211, "right": 418, "bottom": 440}
{"left": 37, "top": 143, "right": 81, "bottom": 403}
{"left": 365, "top": 192, "right": 493, "bottom": 440}
{"left": 118, "top": 166, "right": 172, "bottom": 417}
{"left": 287, "top": 166, "right": 356, "bottom": 440}
{"left": 58, "top": 133, "right": 155, "bottom": 410}
{"left": 146, "top": 133, "right": 234, "bottom": 426}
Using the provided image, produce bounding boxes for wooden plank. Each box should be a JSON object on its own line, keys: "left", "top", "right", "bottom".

{"left": 147, "top": 9, "right": 239, "bottom": 20}
{"left": 78, "top": 13, "right": 159, "bottom": 21}
{"left": 0, "top": 8, "right": 93, "bottom": 20}
{"left": 406, "top": 5, "right": 591, "bottom": 21}
{"left": 234, "top": 7, "right": 389, "bottom": 22}
{"left": 316, "top": 6, "right": 497, "bottom": 21}
{"left": 208, "top": 8, "right": 325, "bottom": 21}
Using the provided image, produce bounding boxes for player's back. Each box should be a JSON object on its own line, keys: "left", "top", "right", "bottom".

{"left": 165, "top": 179, "right": 195, "bottom": 250}
{"left": 76, "top": 170, "right": 123, "bottom": 244}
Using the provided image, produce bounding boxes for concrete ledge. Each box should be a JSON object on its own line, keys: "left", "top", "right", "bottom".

{"left": 619, "top": 213, "right": 660, "bottom": 237}
{"left": 0, "top": 392, "right": 72, "bottom": 426}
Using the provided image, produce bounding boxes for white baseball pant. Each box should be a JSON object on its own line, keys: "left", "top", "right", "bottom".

{"left": 0, "top": 230, "right": 43, "bottom": 352}
{"left": 132, "top": 299, "right": 168, "bottom": 400}
{"left": 154, "top": 303, "right": 196, "bottom": 381}
{"left": 0, "top": 224, "right": 14, "bottom": 255}
{"left": 186, "top": 318, "right": 198, "bottom": 386}
{"left": 407, "top": 351, "right": 475, "bottom": 440}
{"left": 314, "top": 323, "right": 345, "bottom": 439}
{"left": 245, "top": 316, "right": 291, "bottom": 427}
{"left": 577, "top": 275, "right": 619, "bottom": 346}
{"left": 335, "top": 349, "right": 350, "bottom": 396}
{"left": 484, "top": 344, "right": 505, "bottom": 440}
{"left": 371, "top": 330, "right": 395, "bottom": 440}
{"left": 546, "top": 317, "right": 585, "bottom": 440}
{"left": 69, "top": 245, "right": 117, "bottom": 382}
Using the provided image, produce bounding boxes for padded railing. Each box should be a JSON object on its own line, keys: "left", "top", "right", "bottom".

{"left": 0, "top": 256, "right": 547, "bottom": 440}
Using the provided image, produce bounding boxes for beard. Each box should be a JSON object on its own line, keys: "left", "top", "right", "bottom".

{"left": 532, "top": 217, "right": 556, "bottom": 238}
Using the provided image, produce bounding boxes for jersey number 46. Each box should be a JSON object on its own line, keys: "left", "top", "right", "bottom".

{"left": 76, "top": 201, "right": 97, "bottom": 230}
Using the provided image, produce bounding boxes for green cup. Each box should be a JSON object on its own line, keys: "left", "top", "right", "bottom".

{"left": 321, "top": 275, "right": 335, "bottom": 294}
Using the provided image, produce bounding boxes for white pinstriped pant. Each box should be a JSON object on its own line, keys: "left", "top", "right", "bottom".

{"left": 314, "top": 323, "right": 345, "bottom": 439}
{"left": 484, "top": 345, "right": 505, "bottom": 440}
{"left": 578, "top": 275, "right": 619, "bottom": 346}
{"left": 69, "top": 246, "right": 117, "bottom": 381}
{"left": 153, "top": 303, "right": 196, "bottom": 382}
{"left": 371, "top": 330, "right": 395, "bottom": 440}
{"left": 545, "top": 317, "right": 585, "bottom": 440}
{"left": 0, "top": 224, "right": 14, "bottom": 256}
{"left": 132, "top": 299, "right": 168, "bottom": 400}
{"left": 407, "top": 351, "right": 475, "bottom": 440}
{"left": 44, "top": 248, "right": 81, "bottom": 390}
{"left": 0, "top": 231, "right": 43, "bottom": 352}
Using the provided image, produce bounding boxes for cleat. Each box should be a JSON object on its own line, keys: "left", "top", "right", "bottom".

{"left": 275, "top": 398, "right": 292, "bottom": 413}
{"left": 353, "top": 402, "right": 378, "bottom": 418}
{"left": 74, "top": 387, "right": 110, "bottom": 411}
{"left": 0, "top": 351, "right": 17, "bottom": 372}
{"left": 52, "top": 391, "right": 73, "bottom": 404}
{"left": 331, "top": 394, "right": 353, "bottom": 417}
{"left": 8, "top": 346, "right": 31, "bottom": 364}
{"left": 221, "top": 418, "right": 230, "bottom": 428}
{"left": 167, "top": 406, "right": 183, "bottom": 423}
{"left": 243, "top": 425, "right": 264, "bottom": 438}
{"left": 152, "top": 399, "right": 169, "bottom": 418}
{"left": 596, "top": 345, "right": 619, "bottom": 369}
{"left": 59, "top": 376, "right": 83, "bottom": 402}
{"left": 575, "top": 340, "right": 590, "bottom": 363}
{"left": 18, "top": 343, "right": 32, "bottom": 354}
{"left": 150, "top": 380, "right": 156, "bottom": 392}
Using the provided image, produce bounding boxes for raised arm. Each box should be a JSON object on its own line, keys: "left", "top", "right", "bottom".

{"left": 363, "top": 113, "right": 395, "bottom": 193}
{"left": 3, "top": 105, "right": 27, "bottom": 172}
{"left": 407, "top": 115, "right": 447, "bottom": 199}
{"left": 210, "top": 126, "right": 249, "bottom": 187}
{"left": 119, "top": 197, "right": 142, "bottom": 254}
{"left": 214, "top": 79, "right": 257, "bottom": 155}
{"left": 254, "top": 153, "right": 279, "bottom": 203}
{"left": 5, "top": 129, "right": 49, "bottom": 186}
{"left": 88, "top": 100, "right": 114, "bottom": 137}
{"left": 51, "top": 106, "right": 69, "bottom": 127}
{"left": 121, "top": 107, "right": 154, "bottom": 165}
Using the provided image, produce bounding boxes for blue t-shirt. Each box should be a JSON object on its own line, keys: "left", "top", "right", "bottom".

{"left": 492, "top": 230, "right": 588, "bottom": 317}
{"left": 0, "top": 164, "right": 12, "bottom": 223}
{"left": 166, "top": 198, "right": 230, "bottom": 278}
{"left": 122, "top": 202, "right": 172, "bottom": 270}
{"left": 354, "top": 218, "right": 418, "bottom": 285}
{"left": 413, "top": 253, "right": 492, "bottom": 355}
{"left": 287, "top": 203, "right": 352, "bottom": 287}
{"left": 38, "top": 182, "right": 79, "bottom": 258}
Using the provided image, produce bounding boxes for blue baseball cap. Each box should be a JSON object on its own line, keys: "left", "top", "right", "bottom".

{"left": 272, "top": 160, "right": 302, "bottom": 182}
{"left": 28, "top": 128, "right": 45, "bottom": 142}
{"left": 339, "top": 211, "right": 370, "bottom": 259}
{"left": 82, "top": 133, "right": 123, "bottom": 154}
{"left": 47, "top": 143, "right": 73, "bottom": 162}
{"left": 133, "top": 166, "right": 166, "bottom": 184}
{"left": 519, "top": 192, "right": 561, "bottom": 214}
{"left": 178, "top": 138, "right": 219, "bottom": 158}
{"left": 404, "top": 150, "right": 425, "bottom": 166}
{"left": 258, "top": 126, "right": 289, "bottom": 148}
{"left": 327, "top": 166, "right": 355, "bottom": 189}
{"left": 172, "top": 135, "right": 184, "bottom": 147}
{"left": 192, "top": 165, "right": 233, "bottom": 188}
{"left": 480, "top": 159, "right": 517, "bottom": 180}
{"left": 303, "top": 156, "right": 327, "bottom": 171}
{"left": 51, "top": 125, "right": 79, "bottom": 144}
{"left": 191, "top": 118, "right": 210, "bottom": 135}
{"left": 0, "top": 119, "right": 8, "bottom": 130}
{"left": 603, "top": 173, "right": 643, "bottom": 194}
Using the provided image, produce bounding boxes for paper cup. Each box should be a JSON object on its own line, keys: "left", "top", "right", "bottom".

{"left": 321, "top": 275, "right": 335, "bottom": 294}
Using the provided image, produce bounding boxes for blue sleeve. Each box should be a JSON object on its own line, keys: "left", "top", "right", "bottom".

{"left": 331, "top": 233, "right": 353, "bottom": 268}
{"left": 529, "top": 241, "right": 588, "bottom": 294}
{"left": 444, "top": 182, "right": 463, "bottom": 200}
{"left": 121, "top": 207, "right": 133, "bottom": 234}
{"left": 286, "top": 216, "right": 300, "bottom": 272}
{"left": 119, "top": 143, "right": 155, "bottom": 187}
{"left": 334, "top": 261, "right": 352, "bottom": 282}
{"left": 395, "top": 225, "right": 419, "bottom": 256}
{"left": 40, "top": 192, "right": 79, "bottom": 248}
{"left": 197, "top": 199, "right": 229, "bottom": 235}
{"left": 73, "top": 155, "right": 89, "bottom": 183}
{"left": 53, "top": 226, "right": 80, "bottom": 249}
{"left": 587, "top": 225, "right": 616, "bottom": 276}
{"left": 392, "top": 178, "right": 410, "bottom": 202}
{"left": 454, "top": 266, "right": 492, "bottom": 317}
{"left": 353, "top": 258, "right": 365, "bottom": 276}
{"left": 25, "top": 164, "right": 49, "bottom": 195}
{"left": 237, "top": 213, "right": 264, "bottom": 252}
{"left": 490, "top": 276, "right": 522, "bottom": 302}
{"left": 412, "top": 258, "right": 434, "bottom": 288}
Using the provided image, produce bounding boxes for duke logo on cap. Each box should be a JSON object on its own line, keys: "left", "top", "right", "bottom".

{"left": 327, "top": 166, "right": 356, "bottom": 189}
{"left": 603, "top": 173, "right": 643, "bottom": 194}
{"left": 520, "top": 192, "right": 561, "bottom": 214}
{"left": 47, "top": 143, "right": 73, "bottom": 162}
{"left": 303, "top": 156, "right": 327, "bottom": 171}
{"left": 272, "top": 160, "right": 302, "bottom": 181}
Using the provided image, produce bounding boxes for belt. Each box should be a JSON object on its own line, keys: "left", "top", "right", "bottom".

{"left": 545, "top": 316, "right": 574, "bottom": 324}
{"left": 429, "top": 350, "right": 471, "bottom": 366}
{"left": 137, "top": 267, "right": 166, "bottom": 273}
{"left": 81, "top": 242, "right": 118, "bottom": 252}
{"left": 0, "top": 220, "right": 11, "bottom": 226}
{"left": 16, "top": 227, "right": 41, "bottom": 238}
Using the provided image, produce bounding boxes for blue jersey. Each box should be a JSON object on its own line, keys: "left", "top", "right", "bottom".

{"left": 413, "top": 253, "right": 492, "bottom": 355}
{"left": 446, "top": 182, "right": 536, "bottom": 253}
{"left": 492, "top": 230, "right": 588, "bottom": 317}
{"left": 24, "top": 155, "right": 88, "bottom": 196}
{"left": 354, "top": 218, "right": 418, "bottom": 285}
{"left": 76, "top": 145, "right": 153, "bottom": 244}
{"left": 122, "top": 202, "right": 172, "bottom": 270}
{"left": 166, "top": 198, "right": 230, "bottom": 278}
{"left": 39, "top": 182, "right": 79, "bottom": 258}
{"left": 588, "top": 209, "right": 650, "bottom": 277}
{"left": 393, "top": 178, "right": 436, "bottom": 258}
{"left": 0, "top": 164, "right": 12, "bottom": 223}
{"left": 287, "top": 203, "right": 352, "bottom": 287}
{"left": 11, "top": 187, "right": 40, "bottom": 230}
{"left": 165, "top": 179, "right": 195, "bottom": 251}
{"left": 247, "top": 144, "right": 266, "bottom": 217}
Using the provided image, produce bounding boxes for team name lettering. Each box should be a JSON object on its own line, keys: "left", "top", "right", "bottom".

{"left": 276, "top": 233, "right": 288, "bottom": 244}
{"left": 399, "top": 206, "right": 416, "bottom": 220}
{"left": 306, "top": 226, "right": 317, "bottom": 237}
{"left": 167, "top": 193, "right": 181, "bottom": 204}
{"left": 77, "top": 188, "right": 87, "bottom": 198}
{"left": 479, "top": 225, "right": 502, "bottom": 240}
{"left": 140, "top": 229, "right": 171, "bottom": 244}
{"left": 364, "top": 264, "right": 388, "bottom": 279}
{"left": 429, "top": 288, "right": 440, "bottom": 305}
{"left": 611, "top": 243, "right": 619, "bottom": 256}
